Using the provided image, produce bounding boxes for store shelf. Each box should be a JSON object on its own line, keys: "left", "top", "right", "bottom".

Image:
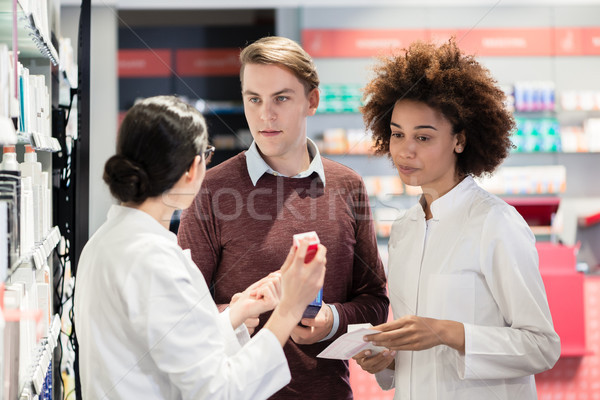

{"left": 15, "top": 132, "right": 62, "bottom": 152}
{"left": 7, "top": 226, "right": 61, "bottom": 280}
{"left": 0, "top": 0, "right": 58, "bottom": 65}
{"left": 19, "top": 314, "right": 61, "bottom": 398}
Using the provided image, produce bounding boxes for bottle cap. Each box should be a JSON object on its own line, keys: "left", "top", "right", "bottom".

{"left": 3, "top": 145, "right": 15, "bottom": 153}
{"left": 25, "top": 145, "right": 35, "bottom": 153}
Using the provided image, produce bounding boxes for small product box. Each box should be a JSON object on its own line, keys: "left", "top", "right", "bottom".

{"left": 293, "top": 231, "right": 322, "bottom": 319}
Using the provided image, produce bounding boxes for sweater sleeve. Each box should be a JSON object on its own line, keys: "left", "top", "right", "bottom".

{"left": 458, "top": 205, "right": 560, "bottom": 380}
{"left": 178, "top": 185, "right": 223, "bottom": 302}
{"left": 329, "top": 178, "right": 389, "bottom": 340}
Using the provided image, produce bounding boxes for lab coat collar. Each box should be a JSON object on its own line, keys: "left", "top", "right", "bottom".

{"left": 429, "top": 175, "right": 476, "bottom": 221}
{"left": 107, "top": 204, "right": 178, "bottom": 243}
{"left": 412, "top": 175, "right": 476, "bottom": 221}
{"left": 245, "top": 138, "right": 326, "bottom": 187}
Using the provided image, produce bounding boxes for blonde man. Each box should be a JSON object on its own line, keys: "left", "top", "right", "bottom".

{"left": 178, "top": 36, "right": 389, "bottom": 399}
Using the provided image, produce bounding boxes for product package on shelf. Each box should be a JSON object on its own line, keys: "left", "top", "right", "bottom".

{"left": 16, "top": 63, "right": 50, "bottom": 138}
{"left": 513, "top": 81, "right": 555, "bottom": 112}
{"left": 0, "top": 147, "right": 22, "bottom": 267}
{"left": 0, "top": 202, "right": 7, "bottom": 281}
{"left": 476, "top": 165, "right": 566, "bottom": 195}
{"left": 19, "top": 146, "right": 44, "bottom": 243}
{"left": 560, "top": 126, "right": 587, "bottom": 153}
{"left": 2, "top": 285, "right": 22, "bottom": 400}
{"left": 318, "top": 128, "right": 376, "bottom": 155}
{"left": 373, "top": 208, "right": 403, "bottom": 238}
{"left": 0, "top": 49, "right": 19, "bottom": 144}
{"left": 319, "top": 83, "right": 362, "bottom": 113}
{"left": 363, "top": 175, "right": 404, "bottom": 198}
{"left": 512, "top": 117, "right": 561, "bottom": 153}
{"left": 584, "top": 118, "right": 600, "bottom": 152}
{"left": 561, "top": 90, "right": 600, "bottom": 111}
{"left": 0, "top": 44, "right": 10, "bottom": 119}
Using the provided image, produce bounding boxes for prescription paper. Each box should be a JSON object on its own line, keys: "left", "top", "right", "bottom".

{"left": 317, "top": 323, "right": 387, "bottom": 360}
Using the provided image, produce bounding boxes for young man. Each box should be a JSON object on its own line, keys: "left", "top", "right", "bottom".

{"left": 178, "top": 36, "right": 389, "bottom": 400}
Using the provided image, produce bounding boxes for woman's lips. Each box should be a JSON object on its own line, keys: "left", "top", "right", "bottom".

{"left": 397, "top": 165, "right": 418, "bottom": 174}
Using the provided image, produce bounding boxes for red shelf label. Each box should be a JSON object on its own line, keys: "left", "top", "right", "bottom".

{"left": 118, "top": 49, "right": 172, "bottom": 78}
{"left": 175, "top": 49, "right": 241, "bottom": 77}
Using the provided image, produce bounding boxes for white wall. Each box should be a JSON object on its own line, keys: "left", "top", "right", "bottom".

{"left": 61, "top": 5, "right": 118, "bottom": 238}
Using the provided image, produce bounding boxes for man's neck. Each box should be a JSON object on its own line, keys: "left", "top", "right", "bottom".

{"left": 260, "top": 146, "right": 312, "bottom": 177}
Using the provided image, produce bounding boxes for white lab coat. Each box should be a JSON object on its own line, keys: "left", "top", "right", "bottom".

{"left": 74, "top": 205, "right": 290, "bottom": 400}
{"left": 376, "top": 176, "right": 560, "bottom": 399}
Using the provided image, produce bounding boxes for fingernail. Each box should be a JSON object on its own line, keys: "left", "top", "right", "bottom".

{"left": 390, "top": 351, "right": 397, "bottom": 356}
{"left": 365, "top": 351, "right": 371, "bottom": 356}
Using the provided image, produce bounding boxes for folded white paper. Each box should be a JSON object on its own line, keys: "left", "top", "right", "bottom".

{"left": 317, "top": 323, "right": 387, "bottom": 360}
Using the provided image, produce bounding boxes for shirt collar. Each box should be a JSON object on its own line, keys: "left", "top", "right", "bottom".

{"left": 245, "top": 137, "right": 326, "bottom": 187}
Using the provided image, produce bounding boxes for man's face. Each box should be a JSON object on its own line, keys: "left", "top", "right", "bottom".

{"left": 241, "top": 63, "right": 319, "bottom": 165}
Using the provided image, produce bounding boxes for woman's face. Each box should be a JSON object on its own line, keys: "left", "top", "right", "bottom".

{"left": 388, "top": 99, "right": 463, "bottom": 199}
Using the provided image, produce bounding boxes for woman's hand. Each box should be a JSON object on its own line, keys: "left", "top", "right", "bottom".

{"left": 363, "top": 315, "right": 465, "bottom": 354}
{"left": 261, "top": 240, "right": 327, "bottom": 346}
{"left": 278, "top": 240, "right": 327, "bottom": 320}
{"left": 228, "top": 272, "right": 282, "bottom": 330}
{"left": 352, "top": 349, "right": 396, "bottom": 374}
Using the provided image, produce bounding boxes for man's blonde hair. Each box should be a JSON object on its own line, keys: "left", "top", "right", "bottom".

{"left": 239, "top": 36, "right": 320, "bottom": 94}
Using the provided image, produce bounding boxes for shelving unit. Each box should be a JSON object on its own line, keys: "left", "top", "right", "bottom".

{"left": 1, "top": 0, "right": 75, "bottom": 399}
{"left": 0, "top": 0, "right": 58, "bottom": 63}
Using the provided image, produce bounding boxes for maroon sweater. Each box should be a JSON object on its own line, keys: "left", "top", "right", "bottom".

{"left": 178, "top": 152, "right": 388, "bottom": 400}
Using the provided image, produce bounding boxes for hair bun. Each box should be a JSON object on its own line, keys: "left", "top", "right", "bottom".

{"left": 103, "top": 155, "right": 151, "bottom": 203}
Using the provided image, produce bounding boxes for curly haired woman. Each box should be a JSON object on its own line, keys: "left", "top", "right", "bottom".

{"left": 353, "top": 39, "right": 560, "bottom": 399}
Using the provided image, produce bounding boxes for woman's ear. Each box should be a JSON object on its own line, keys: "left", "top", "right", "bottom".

{"left": 186, "top": 155, "right": 204, "bottom": 182}
{"left": 455, "top": 131, "right": 466, "bottom": 153}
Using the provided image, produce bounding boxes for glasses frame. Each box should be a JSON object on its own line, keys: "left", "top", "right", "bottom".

{"left": 202, "top": 145, "right": 215, "bottom": 165}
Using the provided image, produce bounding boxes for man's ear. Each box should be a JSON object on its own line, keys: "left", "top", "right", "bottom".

{"left": 307, "top": 88, "right": 320, "bottom": 116}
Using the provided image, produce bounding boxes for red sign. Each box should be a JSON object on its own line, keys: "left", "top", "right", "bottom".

{"left": 303, "top": 27, "right": 600, "bottom": 58}
{"left": 302, "top": 29, "right": 426, "bottom": 58}
{"left": 456, "top": 28, "right": 552, "bottom": 57}
{"left": 118, "top": 49, "right": 172, "bottom": 78}
{"left": 554, "top": 27, "right": 584, "bottom": 56}
{"left": 176, "top": 49, "right": 241, "bottom": 77}
{"left": 582, "top": 27, "right": 600, "bottom": 55}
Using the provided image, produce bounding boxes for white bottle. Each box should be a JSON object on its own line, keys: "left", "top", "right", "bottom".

{"left": 20, "top": 176, "right": 34, "bottom": 254}
{"left": 41, "top": 171, "right": 50, "bottom": 235}
{"left": 19, "top": 145, "right": 43, "bottom": 242}
{"left": 0, "top": 145, "right": 19, "bottom": 171}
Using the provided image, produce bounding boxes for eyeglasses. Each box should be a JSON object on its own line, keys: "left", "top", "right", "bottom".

{"left": 202, "top": 145, "right": 215, "bottom": 165}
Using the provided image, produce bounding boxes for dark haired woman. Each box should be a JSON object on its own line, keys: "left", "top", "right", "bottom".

{"left": 353, "top": 40, "right": 560, "bottom": 399}
{"left": 74, "top": 96, "right": 326, "bottom": 399}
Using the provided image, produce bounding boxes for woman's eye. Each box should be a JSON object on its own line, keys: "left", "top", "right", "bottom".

{"left": 391, "top": 132, "right": 403, "bottom": 138}
{"left": 417, "top": 136, "right": 429, "bottom": 142}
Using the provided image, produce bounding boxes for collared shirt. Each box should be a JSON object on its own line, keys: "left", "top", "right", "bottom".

{"left": 74, "top": 205, "right": 291, "bottom": 400}
{"left": 244, "top": 138, "right": 338, "bottom": 340}
{"left": 376, "top": 176, "right": 560, "bottom": 399}
{"left": 245, "top": 138, "right": 327, "bottom": 187}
